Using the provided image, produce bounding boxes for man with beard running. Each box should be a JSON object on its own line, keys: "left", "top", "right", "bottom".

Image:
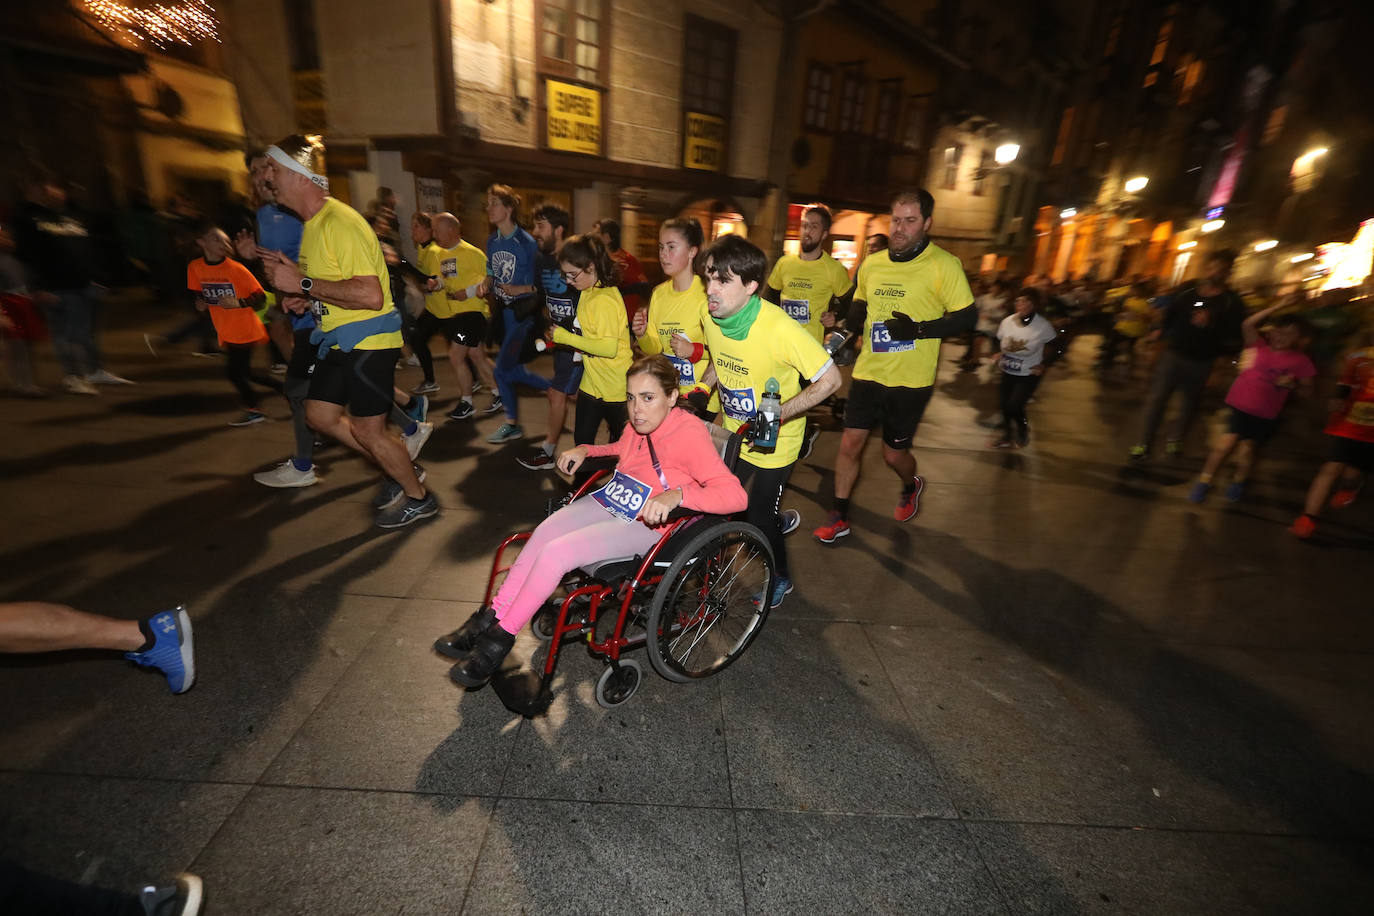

{"left": 813, "top": 188, "right": 975, "bottom": 543}
{"left": 517, "top": 203, "right": 582, "bottom": 469}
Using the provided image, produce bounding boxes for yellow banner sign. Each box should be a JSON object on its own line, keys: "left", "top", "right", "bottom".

{"left": 683, "top": 112, "right": 726, "bottom": 171}
{"left": 546, "top": 79, "right": 602, "bottom": 156}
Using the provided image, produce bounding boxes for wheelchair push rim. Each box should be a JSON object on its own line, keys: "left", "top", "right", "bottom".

{"left": 644, "top": 521, "right": 775, "bottom": 683}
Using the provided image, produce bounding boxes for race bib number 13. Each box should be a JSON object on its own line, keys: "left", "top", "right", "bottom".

{"left": 719, "top": 383, "right": 756, "bottom": 422}
{"left": 871, "top": 321, "right": 914, "bottom": 353}
{"left": 592, "top": 470, "right": 652, "bottom": 523}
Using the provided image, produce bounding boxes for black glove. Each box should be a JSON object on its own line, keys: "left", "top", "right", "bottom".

{"left": 884, "top": 310, "right": 921, "bottom": 341}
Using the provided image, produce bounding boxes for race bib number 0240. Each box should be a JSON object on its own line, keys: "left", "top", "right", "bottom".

{"left": 781, "top": 298, "right": 810, "bottom": 324}
{"left": 719, "top": 383, "right": 756, "bottom": 422}
{"left": 592, "top": 470, "right": 652, "bottom": 523}
{"left": 871, "top": 321, "right": 914, "bottom": 353}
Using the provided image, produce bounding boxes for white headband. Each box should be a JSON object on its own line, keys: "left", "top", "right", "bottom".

{"left": 267, "top": 145, "right": 329, "bottom": 191}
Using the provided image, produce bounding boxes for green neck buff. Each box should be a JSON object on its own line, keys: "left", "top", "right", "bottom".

{"left": 714, "top": 294, "right": 763, "bottom": 341}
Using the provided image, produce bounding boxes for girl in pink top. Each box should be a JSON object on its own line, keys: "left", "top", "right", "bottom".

{"left": 438, "top": 354, "right": 748, "bottom": 686}
{"left": 1189, "top": 303, "right": 1315, "bottom": 503}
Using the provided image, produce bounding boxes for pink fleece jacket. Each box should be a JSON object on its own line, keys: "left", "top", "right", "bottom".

{"left": 584, "top": 407, "right": 748, "bottom": 516}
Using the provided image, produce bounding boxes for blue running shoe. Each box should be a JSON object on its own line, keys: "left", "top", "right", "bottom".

{"left": 1187, "top": 482, "right": 1211, "bottom": 504}
{"left": 406, "top": 394, "right": 429, "bottom": 425}
{"left": 125, "top": 606, "right": 195, "bottom": 694}
{"left": 753, "top": 575, "right": 794, "bottom": 609}
{"left": 1223, "top": 481, "right": 1245, "bottom": 502}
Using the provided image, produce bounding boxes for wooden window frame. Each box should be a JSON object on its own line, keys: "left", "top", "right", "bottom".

{"left": 536, "top": 0, "right": 610, "bottom": 88}
{"left": 873, "top": 79, "right": 902, "bottom": 142}
{"left": 680, "top": 14, "right": 737, "bottom": 171}
{"left": 835, "top": 64, "right": 867, "bottom": 135}
{"left": 802, "top": 61, "right": 834, "bottom": 133}
{"left": 942, "top": 143, "right": 963, "bottom": 191}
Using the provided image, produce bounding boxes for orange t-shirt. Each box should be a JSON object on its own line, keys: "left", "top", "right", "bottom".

{"left": 186, "top": 256, "right": 267, "bottom": 345}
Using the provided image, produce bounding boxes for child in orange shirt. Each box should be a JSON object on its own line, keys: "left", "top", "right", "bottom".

{"left": 188, "top": 227, "right": 277, "bottom": 425}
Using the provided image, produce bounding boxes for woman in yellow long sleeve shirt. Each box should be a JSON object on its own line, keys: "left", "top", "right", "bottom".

{"left": 632, "top": 217, "right": 719, "bottom": 420}
{"left": 546, "top": 234, "right": 633, "bottom": 444}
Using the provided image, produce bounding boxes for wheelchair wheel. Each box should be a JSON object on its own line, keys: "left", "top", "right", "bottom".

{"left": 530, "top": 606, "right": 557, "bottom": 642}
{"left": 594, "top": 659, "right": 641, "bottom": 709}
{"left": 644, "top": 521, "right": 775, "bottom": 683}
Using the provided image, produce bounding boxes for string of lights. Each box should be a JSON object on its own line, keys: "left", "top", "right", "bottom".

{"left": 82, "top": 0, "right": 221, "bottom": 49}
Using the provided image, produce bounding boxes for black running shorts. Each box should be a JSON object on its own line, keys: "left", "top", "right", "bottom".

{"left": 843, "top": 379, "right": 934, "bottom": 450}
{"left": 438, "top": 312, "right": 487, "bottom": 347}
{"left": 307, "top": 347, "right": 398, "bottom": 417}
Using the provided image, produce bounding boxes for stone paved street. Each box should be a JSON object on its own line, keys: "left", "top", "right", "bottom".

{"left": 2, "top": 303, "right": 1372, "bottom": 914}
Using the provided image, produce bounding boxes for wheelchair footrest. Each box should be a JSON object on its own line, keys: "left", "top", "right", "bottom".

{"left": 491, "top": 667, "right": 554, "bottom": 718}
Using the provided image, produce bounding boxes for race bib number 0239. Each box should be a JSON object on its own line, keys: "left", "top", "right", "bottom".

{"left": 781, "top": 298, "right": 810, "bottom": 324}
{"left": 871, "top": 321, "right": 914, "bottom": 353}
{"left": 718, "top": 383, "right": 756, "bottom": 422}
{"left": 592, "top": 470, "right": 652, "bottom": 523}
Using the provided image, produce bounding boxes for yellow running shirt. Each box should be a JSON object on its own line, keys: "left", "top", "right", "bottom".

{"left": 298, "top": 197, "right": 402, "bottom": 350}
{"left": 766, "top": 251, "right": 853, "bottom": 342}
{"left": 638, "top": 276, "right": 716, "bottom": 401}
{"left": 700, "top": 299, "right": 833, "bottom": 470}
{"left": 550, "top": 285, "right": 632, "bottom": 402}
{"left": 419, "top": 239, "right": 489, "bottom": 319}
{"left": 852, "top": 243, "right": 973, "bottom": 389}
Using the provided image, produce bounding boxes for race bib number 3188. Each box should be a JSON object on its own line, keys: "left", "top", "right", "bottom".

{"left": 592, "top": 470, "right": 652, "bottom": 523}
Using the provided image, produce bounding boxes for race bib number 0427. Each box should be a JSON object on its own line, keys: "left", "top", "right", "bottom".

{"left": 718, "top": 383, "right": 756, "bottom": 422}
{"left": 592, "top": 470, "right": 652, "bottom": 523}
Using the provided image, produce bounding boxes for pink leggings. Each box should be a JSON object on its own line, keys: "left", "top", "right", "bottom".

{"left": 492, "top": 496, "right": 661, "bottom": 635}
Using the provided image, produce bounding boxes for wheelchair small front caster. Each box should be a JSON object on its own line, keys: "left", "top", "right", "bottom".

{"left": 594, "top": 659, "right": 641, "bottom": 709}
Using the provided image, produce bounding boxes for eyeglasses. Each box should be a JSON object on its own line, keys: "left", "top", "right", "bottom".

{"left": 561, "top": 265, "right": 589, "bottom": 282}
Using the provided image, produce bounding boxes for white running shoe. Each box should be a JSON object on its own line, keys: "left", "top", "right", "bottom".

{"left": 87, "top": 369, "right": 135, "bottom": 385}
{"left": 403, "top": 421, "right": 434, "bottom": 460}
{"left": 253, "top": 460, "right": 319, "bottom": 488}
{"left": 63, "top": 375, "right": 99, "bottom": 395}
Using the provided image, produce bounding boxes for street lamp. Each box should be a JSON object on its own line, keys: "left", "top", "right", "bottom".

{"left": 1201, "top": 219, "right": 1225, "bottom": 234}
{"left": 1290, "top": 252, "right": 1314, "bottom": 263}
{"left": 1253, "top": 239, "right": 1278, "bottom": 252}
{"left": 1178, "top": 240, "right": 1197, "bottom": 251}
{"left": 995, "top": 143, "right": 1020, "bottom": 166}
{"left": 1060, "top": 208, "right": 1077, "bottom": 219}
{"left": 1124, "top": 176, "right": 1149, "bottom": 194}
{"left": 1294, "top": 147, "right": 1328, "bottom": 169}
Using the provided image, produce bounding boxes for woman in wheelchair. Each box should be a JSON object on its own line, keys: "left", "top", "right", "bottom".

{"left": 436, "top": 354, "right": 748, "bottom": 686}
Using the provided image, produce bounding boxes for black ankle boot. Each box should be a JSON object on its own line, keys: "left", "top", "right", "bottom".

{"left": 434, "top": 606, "right": 496, "bottom": 659}
{"left": 449, "top": 627, "right": 516, "bottom": 687}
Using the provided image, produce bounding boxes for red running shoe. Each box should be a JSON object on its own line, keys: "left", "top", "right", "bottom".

{"left": 895, "top": 476, "right": 925, "bottom": 522}
{"left": 1289, "top": 515, "right": 1317, "bottom": 539}
{"left": 1330, "top": 485, "right": 1361, "bottom": 510}
{"left": 813, "top": 512, "right": 851, "bottom": 544}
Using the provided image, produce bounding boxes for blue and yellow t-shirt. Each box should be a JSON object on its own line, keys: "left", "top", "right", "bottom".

{"left": 701, "top": 299, "right": 833, "bottom": 470}
{"left": 766, "top": 252, "right": 853, "bottom": 342}
{"left": 298, "top": 197, "right": 402, "bottom": 350}
{"left": 852, "top": 243, "right": 973, "bottom": 389}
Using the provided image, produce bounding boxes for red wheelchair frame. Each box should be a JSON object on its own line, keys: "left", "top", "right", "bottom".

{"left": 483, "top": 431, "right": 775, "bottom": 716}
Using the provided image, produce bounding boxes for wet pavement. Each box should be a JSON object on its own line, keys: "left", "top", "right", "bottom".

{"left": 2, "top": 301, "right": 1371, "bottom": 913}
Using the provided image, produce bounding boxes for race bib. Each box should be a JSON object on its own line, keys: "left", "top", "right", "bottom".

{"left": 202, "top": 281, "right": 237, "bottom": 305}
{"left": 1002, "top": 356, "right": 1024, "bottom": 374}
{"left": 781, "top": 298, "right": 810, "bottom": 324}
{"left": 592, "top": 470, "right": 652, "bottom": 523}
{"left": 668, "top": 355, "right": 695, "bottom": 386}
{"left": 441, "top": 258, "right": 457, "bottom": 278}
{"left": 719, "top": 383, "right": 756, "bottom": 422}
{"left": 871, "top": 321, "right": 914, "bottom": 353}
{"left": 546, "top": 295, "right": 576, "bottom": 324}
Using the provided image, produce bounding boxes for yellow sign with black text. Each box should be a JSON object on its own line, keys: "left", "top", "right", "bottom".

{"left": 683, "top": 112, "right": 726, "bottom": 172}
{"left": 546, "top": 79, "right": 602, "bottom": 156}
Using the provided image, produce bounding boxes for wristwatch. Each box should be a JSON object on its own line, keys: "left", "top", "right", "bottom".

{"left": 299, "top": 277, "right": 313, "bottom": 295}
